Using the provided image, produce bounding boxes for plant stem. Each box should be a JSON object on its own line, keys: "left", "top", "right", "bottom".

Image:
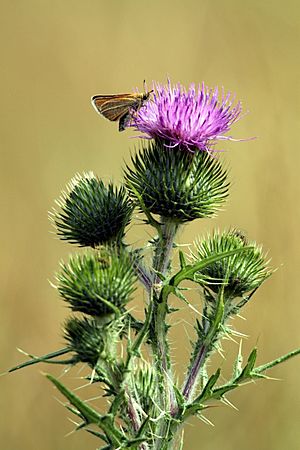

{"left": 182, "top": 344, "right": 208, "bottom": 401}
{"left": 182, "top": 289, "right": 225, "bottom": 402}
{"left": 130, "top": 251, "right": 152, "bottom": 293}
{"left": 151, "top": 219, "right": 179, "bottom": 449}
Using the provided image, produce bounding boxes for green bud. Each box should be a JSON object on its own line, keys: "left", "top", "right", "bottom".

{"left": 64, "top": 316, "right": 106, "bottom": 367}
{"left": 133, "top": 363, "right": 157, "bottom": 411}
{"left": 56, "top": 247, "right": 136, "bottom": 317}
{"left": 124, "top": 140, "right": 229, "bottom": 222}
{"left": 192, "top": 229, "right": 271, "bottom": 298}
{"left": 52, "top": 172, "right": 133, "bottom": 247}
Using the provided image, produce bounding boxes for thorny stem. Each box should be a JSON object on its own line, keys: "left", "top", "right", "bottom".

{"left": 182, "top": 347, "right": 300, "bottom": 422}
{"left": 153, "top": 219, "right": 179, "bottom": 288}
{"left": 182, "top": 289, "right": 225, "bottom": 402}
{"left": 125, "top": 389, "right": 149, "bottom": 450}
{"left": 151, "top": 219, "right": 179, "bottom": 449}
{"left": 117, "top": 292, "right": 154, "bottom": 449}
{"left": 182, "top": 345, "right": 208, "bottom": 401}
{"left": 254, "top": 348, "right": 300, "bottom": 374}
{"left": 131, "top": 253, "right": 152, "bottom": 293}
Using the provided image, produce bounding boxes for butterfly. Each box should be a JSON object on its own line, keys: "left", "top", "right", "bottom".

{"left": 91, "top": 83, "right": 153, "bottom": 131}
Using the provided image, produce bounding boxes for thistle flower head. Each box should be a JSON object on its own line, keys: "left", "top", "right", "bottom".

{"left": 132, "top": 80, "right": 243, "bottom": 153}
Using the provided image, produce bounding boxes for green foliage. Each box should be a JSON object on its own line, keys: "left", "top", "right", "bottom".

{"left": 52, "top": 172, "right": 133, "bottom": 247}
{"left": 124, "top": 140, "right": 229, "bottom": 222}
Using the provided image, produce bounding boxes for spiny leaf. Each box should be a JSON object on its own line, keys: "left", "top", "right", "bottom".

{"left": 46, "top": 374, "right": 102, "bottom": 425}
{"left": 8, "top": 347, "right": 71, "bottom": 372}
{"left": 161, "top": 247, "right": 253, "bottom": 303}
{"left": 179, "top": 250, "right": 187, "bottom": 269}
{"left": 195, "top": 368, "right": 221, "bottom": 403}
{"left": 237, "top": 348, "right": 257, "bottom": 380}
{"left": 232, "top": 341, "right": 243, "bottom": 379}
{"left": 46, "top": 374, "right": 124, "bottom": 446}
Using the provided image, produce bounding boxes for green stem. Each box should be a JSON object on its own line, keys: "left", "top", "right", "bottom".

{"left": 128, "top": 249, "right": 152, "bottom": 293}
{"left": 124, "top": 291, "right": 154, "bottom": 372}
{"left": 254, "top": 348, "right": 300, "bottom": 375}
{"left": 108, "top": 292, "right": 154, "bottom": 442}
{"left": 151, "top": 219, "right": 179, "bottom": 449}
{"left": 153, "top": 219, "right": 179, "bottom": 287}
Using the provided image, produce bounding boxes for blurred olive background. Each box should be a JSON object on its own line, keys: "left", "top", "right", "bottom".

{"left": 1, "top": 0, "right": 299, "bottom": 449}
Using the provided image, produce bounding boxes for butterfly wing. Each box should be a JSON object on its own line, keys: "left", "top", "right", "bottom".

{"left": 91, "top": 95, "right": 141, "bottom": 122}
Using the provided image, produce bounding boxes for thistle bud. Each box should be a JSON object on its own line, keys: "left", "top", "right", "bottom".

{"left": 124, "top": 140, "right": 229, "bottom": 223}
{"left": 192, "top": 229, "right": 271, "bottom": 299}
{"left": 56, "top": 247, "right": 136, "bottom": 317}
{"left": 52, "top": 172, "right": 133, "bottom": 247}
{"left": 64, "top": 316, "right": 106, "bottom": 367}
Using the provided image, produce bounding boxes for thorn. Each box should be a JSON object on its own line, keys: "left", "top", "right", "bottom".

{"left": 236, "top": 313, "right": 246, "bottom": 321}
{"left": 221, "top": 397, "right": 239, "bottom": 411}
{"left": 217, "top": 347, "right": 226, "bottom": 360}
{"left": 16, "top": 347, "right": 33, "bottom": 357}
{"left": 73, "top": 381, "right": 92, "bottom": 392}
{"left": 230, "top": 329, "right": 248, "bottom": 338}
{"left": 53, "top": 395, "right": 67, "bottom": 407}
{"left": 197, "top": 414, "right": 215, "bottom": 427}
{"left": 64, "top": 417, "right": 85, "bottom": 437}
{"left": 238, "top": 339, "right": 243, "bottom": 354}
{"left": 48, "top": 280, "right": 57, "bottom": 289}
{"left": 58, "top": 365, "right": 72, "bottom": 379}
{"left": 84, "top": 394, "right": 103, "bottom": 403}
{"left": 90, "top": 367, "right": 96, "bottom": 384}
{"left": 187, "top": 303, "right": 201, "bottom": 315}
{"left": 67, "top": 416, "right": 80, "bottom": 427}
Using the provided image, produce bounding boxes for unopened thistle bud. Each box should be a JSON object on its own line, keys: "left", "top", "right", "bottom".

{"left": 64, "top": 316, "right": 107, "bottom": 367}
{"left": 192, "top": 229, "right": 271, "bottom": 298}
{"left": 52, "top": 172, "right": 133, "bottom": 247}
{"left": 124, "top": 141, "right": 229, "bottom": 222}
{"left": 56, "top": 247, "right": 136, "bottom": 317}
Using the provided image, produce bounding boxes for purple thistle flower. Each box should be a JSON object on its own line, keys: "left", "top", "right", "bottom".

{"left": 132, "top": 80, "right": 244, "bottom": 153}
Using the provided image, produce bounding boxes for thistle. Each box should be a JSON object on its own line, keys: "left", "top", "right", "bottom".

{"left": 125, "top": 140, "right": 229, "bottom": 222}
{"left": 56, "top": 248, "right": 136, "bottom": 317}
{"left": 52, "top": 172, "right": 133, "bottom": 247}
{"left": 131, "top": 80, "right": 243, "bottom": 153}
{"left": 8, "top": 80, "right": 300, "bottom": 450}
